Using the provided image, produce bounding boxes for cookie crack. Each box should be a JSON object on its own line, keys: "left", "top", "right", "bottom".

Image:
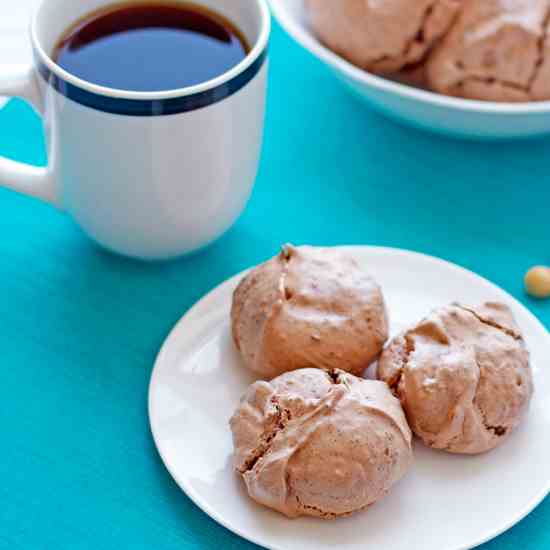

{"left": 527, "top": 5, "right": 550, "bottom": 91}
{"left": 324, "top": 369, "right": 356, "bottom": 391}
{"left": 486, "top": 425, "right": 507, "bottom": 436}
{"left": 326, "top": 369, "right": 340, "bottom": 384}
{"left": 404, "top": 2, "right": 435, "bottom": 57}
{"left": 370, "top": 2, "right": 435, "bottom": 72}
{"left": 455, "top": 75, "right": 530, "bottom": 93}
{"left": 386, "top": 335, "right": 415, "bottom": 393}
{"left": 457, "top": 305, "right": 522, "bottom": 341}
{"left": 371, "top": 0, "right": 457, "bottom": 72}
{"left": 294, "top": 493, "right": 337, "bottom": 519}
{"left": 472, "top": 356, "right": 508, "bottom": 439}
{"left": 294, "top": 492, "right": 370, "bottom": 519}
{"left": 278, "top": 244, "right": 294, "bottom": 301}
{"left": 240, "top": 397, "right": 292, "bottom": 474}
{"left": 403, "top": 0, "right": 461, "bottom": 60}
{"left": 280, "top": 243, "right": 293, "bottom": 262}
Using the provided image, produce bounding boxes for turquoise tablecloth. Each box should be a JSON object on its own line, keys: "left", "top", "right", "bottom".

{"left": 1, "top": 20, "right": 549, "bottom": 550}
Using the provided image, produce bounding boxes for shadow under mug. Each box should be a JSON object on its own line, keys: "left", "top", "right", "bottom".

{"left": 0, "top": 0, "right": 270, "bottom": 260}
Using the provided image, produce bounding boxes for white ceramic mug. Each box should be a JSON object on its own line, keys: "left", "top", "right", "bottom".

{"left": 0, "top": 0, "right": 270, "bottom": 260}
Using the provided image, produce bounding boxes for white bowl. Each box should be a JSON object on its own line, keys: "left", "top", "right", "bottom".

{"left": 270, "top": 0, "right": 550, "bottom": 139}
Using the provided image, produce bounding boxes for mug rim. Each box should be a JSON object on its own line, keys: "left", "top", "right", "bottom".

{"left": 30, "top": 0, "right": 271, "bottom": 101}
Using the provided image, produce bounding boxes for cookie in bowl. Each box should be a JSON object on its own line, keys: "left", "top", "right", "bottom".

{"left": 427, "top": 0, "right": 550, "bottom": 102}
{"left": 305, "top": 0, "right": 461, "bottom": 75}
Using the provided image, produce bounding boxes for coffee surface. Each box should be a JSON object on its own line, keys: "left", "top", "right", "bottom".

{"left": 53, "top": 2, "right": 249, "bottom": 91}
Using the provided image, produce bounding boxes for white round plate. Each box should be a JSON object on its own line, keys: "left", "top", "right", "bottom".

{"left": 269, "top": 0, "right": 550, "bottom": 139}
{"left": 149, "top": 247, "right": 550, "bottom": 550}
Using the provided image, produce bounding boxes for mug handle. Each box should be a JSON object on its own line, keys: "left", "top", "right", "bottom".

{"left": 0, "top": 64, "right": 58, "bottom": 206}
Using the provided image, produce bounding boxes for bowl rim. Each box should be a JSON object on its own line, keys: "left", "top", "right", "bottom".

{"left": 270, "top": 0, "right": 550, "bottom": 115}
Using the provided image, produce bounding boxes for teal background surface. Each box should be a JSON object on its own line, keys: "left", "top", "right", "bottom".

{"left": 1, "top": 20, "right": 549, "bottom": 550}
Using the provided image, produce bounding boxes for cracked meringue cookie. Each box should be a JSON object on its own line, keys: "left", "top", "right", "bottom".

{"left": 231, "top": 245, "right": 388, "bottom": 379}
{"left": 229, "top": 368, "right": 413, "bottom": 519}
{"left": 427, "top": 0, "right": 550, "bottom": 101}
{"left": 378, "top": 303, "right": 533, "bottom": 454}
{"left": 305, "top": 0, "right": 461, "bottom": 74}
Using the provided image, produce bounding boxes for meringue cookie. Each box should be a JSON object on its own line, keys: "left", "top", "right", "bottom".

{"left": 230, "top": 368, "right": 413, "bottom": 518}
{"left": 231, "top": 245, "right": 388, "bottom": 379}
{"left": 378, "top": 302, "right": 533, "bottom": 454}
{"left": 427, "top": 0, "right": 550, "bottom": 101}
{"left": 305, "top": 0, "right": 461, "bottom": 74}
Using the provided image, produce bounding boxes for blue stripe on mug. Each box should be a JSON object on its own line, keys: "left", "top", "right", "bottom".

{"left": 37, "top": 48, "right": 268, "bottom": 116}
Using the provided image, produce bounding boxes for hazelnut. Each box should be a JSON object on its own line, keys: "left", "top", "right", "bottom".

{"left": 525, "top": 266, "right": 550, "bottom": 299}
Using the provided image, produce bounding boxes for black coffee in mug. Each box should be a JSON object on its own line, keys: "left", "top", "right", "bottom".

{"left": 53, "top": 1, "right": 250, "bottom": 91}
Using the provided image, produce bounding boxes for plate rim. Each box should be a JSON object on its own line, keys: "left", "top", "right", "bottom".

{"left": 149, "top": 245, "right": 550, "bottom": 550}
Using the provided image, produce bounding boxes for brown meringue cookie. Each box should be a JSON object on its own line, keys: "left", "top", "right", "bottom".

{"left": 230, "top": 368, "right": 413, "bottom": 519}
{"left": 378, "top": 302, "right": 533, "bottom": 454}
{"left": 305, "top": 0, "right": 461, "bottom": 74}
{"left": 427, "top": 0, "right": 550, "bottom": 101}
{"left": 231, "top": 245, "right": 388, "bottom": 379}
